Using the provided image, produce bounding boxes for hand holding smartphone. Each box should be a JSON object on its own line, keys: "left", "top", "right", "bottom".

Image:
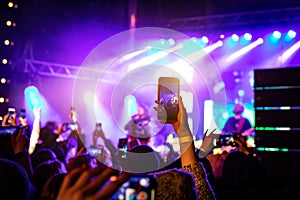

{"left": 111, "top": 175, "right": 156, "bottom": 200}
{"left": 20, "top": 109, "right": 26, "bottom": 119}
{"left": 157, "top": 77, "right": 180, "bottom": 123}
{"left": 8, "top": 107, "right": 16, "bottom": 118}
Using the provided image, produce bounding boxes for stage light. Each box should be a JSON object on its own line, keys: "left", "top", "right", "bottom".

{"left": 124, "top": 95, "right": 137, "bottom": 117}
{"left": 220, "top": 34, "right": 225, "bottom": 39}
{"left": 2, "top": 58, "right": 8, "bottom": 64}
{"left": 3, "top": 39, "right": 14, "bottom": 46}
{"left": 168, "top": 38, "right": 175, "bottom": 46}
{"left": 243, "top": 33, "right": 252, "bottom": 41}
{"left": 191, "top": 37, "right": 198, "bottom": 43}
{"left": 213, "top": 81, "right": 225, "bottom": 94}
{"left": 238, "top": 90, "right": 245, "bottom": 97}
{"left": 24, "top": 86, "right": 42, "bottom": 109}
{"left": 4, "top": 40, "right": 10, "bottom": 46}
{"left": 122, "top": 47, "right": 149, "bottom": 61}
{"left": 0, "top": 97, "right": 4, "bottom": 103}
{"left": 270, "top": 31, "right": 281, "bottom": 45}
{"left": 234, "top": 78, "right": 241, "bottom": 83}
{"left": 287, "top": 30, "right": 296, "bottom": 38}
{"left": 284, "top": 30, "right": 297, "bottom": 42}
{"left": 231, "top": 34, "right": 239, "bottom": 42}
{"left": 272, "top": 31, "right": 281, "bottom": 39}
{"left": 225, "top": 38, "right": 264, "bottom": 63}
{"left": 127, "top": 43, "right": 183, "bottom": 71}
{"left": 204, "top": 40, "right": 223, "bottom": 53}
{"left": 6, "top": 20, "right": 12, "bottom": 27}
{"left": 241, "top": 33, "right": 252, "bottom": 44}
{"left": 277, "top": 40, "right": 300, "bottom": 64}
{"left": 8, "top": 2, "right": 17, "bottom": 8}
{"left": 8, "top": 2, "right": 14, "bottom": 8}
{"left": 201, "top": 36, "right": 209, "bottom": 44}
{"left": 130, "top": 14, "right": 136, "bottom": 29}
{"left": 159, "top": 39, "right": 166, "bottom": 45}
{"left": 233, "top": 71, "right": 239, "bottom": 76}
{"left": 1, "top": 78, "right": 6, "bottom": 83}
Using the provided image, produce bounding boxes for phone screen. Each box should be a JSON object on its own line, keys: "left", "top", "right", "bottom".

{"left": 111, "top": 175, "right": 156, "bottom": 200}
{"left": 8, "top": 108, "right": 15, "bottom": 117}
{"left": 157, "top": 77, "right": 180, "bottom": 123}
{"left": 216, "top": 134, "right": 237, "bottom": 147}
{"left": 96, "top": 123, "right": 102, "bottom": 131}
{"left": 118, "top": 138, "right": 128, "bottom": 159}
{"left": 20, "top": 109, "right": 26, "bottom": 119}
{"left": 67, "top": 123, "right": 78, "bottom": 131}
{"left": 0, "top": 126, "right": 20, "bottom": 137}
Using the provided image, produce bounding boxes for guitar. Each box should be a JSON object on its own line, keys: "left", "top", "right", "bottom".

{"left": 241, "top": 127, "right": 255, "bottom": 136}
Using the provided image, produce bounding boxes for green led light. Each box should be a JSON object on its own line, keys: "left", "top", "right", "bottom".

{"left": 281, "top": 148, "right": 289, "bottom": 152}
{"left": 265, "top": 127, "right": 276, "bottom": 131}
{"left": 256, "top": 127, "right": 264, "bottom": 131}
{"left": 257, "top": 147, "right": 265, "bottom": 151}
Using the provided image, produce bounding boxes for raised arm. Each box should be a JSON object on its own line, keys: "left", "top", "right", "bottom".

{"left": 29, "top": 107, "right": 41, "bottom": 154}
{"left": 173, "top": 97, "right": 216, "bottom": 200}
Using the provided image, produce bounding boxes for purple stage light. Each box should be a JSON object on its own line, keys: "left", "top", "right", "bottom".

{"left": 201, "top": 36, "right": 209, "bottom": 44}
{"left": 225, "top": 38, "right": 263, "bottom": 63}
{"left": 277, "top": 40, "right": 300, "bottom": 64}
{"left": 287, "top": 30, "right": 296, "bottom": 38}
{"left": 243, "top": 33, "right": 252, "bottom": 41}
{"left": 272, "top": 31, "right": 282, "bottom": 39}
{"left": 231, "top": 34, "right": 239, "bottom": 42}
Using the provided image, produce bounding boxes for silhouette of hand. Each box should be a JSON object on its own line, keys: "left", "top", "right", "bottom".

{"left": 198, "top": 129, "right": 220, "bottom": 158}
{"left": 57, "top": 165, "right": 130, "bottom": 200}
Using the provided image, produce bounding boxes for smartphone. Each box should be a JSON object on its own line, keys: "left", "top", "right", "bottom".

{"left": 0, "top": 126, "right": 20, "bottom": 137}
{"left": 111, "top": 175, "right": 156, "bottom": 200}
{"left": 86, "top": 147, "right": 103, "bottom": 157}
{"left": 215, "top": 134, "right": 237, "bottom": 147}
{"left": 157, "top": 77, "right": 180, "bottom": 123}
{"left": 67, "top": 123, "right": 78, "bottom": 131}
{"left": 96, "top": 123, "right": 102, "bottom": 131}
{"left": 8, "top": 107, "right": 16, "bottom": 118}
{"left": 118, "top": 138, "right": 128, "bottom": 159}
{"left": 20, "top": 109, "right": 26, "bottom": 119}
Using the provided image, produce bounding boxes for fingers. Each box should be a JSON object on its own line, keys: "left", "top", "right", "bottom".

{"left": 81, "top": 167, "right": 120, "bottom": 194}
{"left": 210, "top": 128, "right": 217, "bottom": 135}
{"left": 73, "top": 166, "right": 107, "bottom": 190}
{"left": 76, "top": 147, "right": 86, "bottom": 156}
{"left": 204, "top": 129, "right": 208, "bottom": 135}
{"left": 60, "top": 164, "right": 87, "bottom": 191}
{"left": 177, "top": 96, "right": 184, "bottom": 110}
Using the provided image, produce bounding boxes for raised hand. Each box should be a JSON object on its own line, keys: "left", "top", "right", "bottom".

{"left": 198, "top": 129, "right": 220, "bottom": 158}
{"left": 11, "top": 126, "right": 30, "bottom": 154}
{"left": 2, "top": 113, "right": 17, "bottom": 126}
{"left": 57, "top": 165, "right": 130, "bottom": 200}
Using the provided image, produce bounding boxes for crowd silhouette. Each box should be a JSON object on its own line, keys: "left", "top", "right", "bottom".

{"left": 0, "top": 97, "right": 296, "bottom": 200}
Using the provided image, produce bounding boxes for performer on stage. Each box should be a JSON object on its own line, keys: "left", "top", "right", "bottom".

{"left": 222, "top": 103, "right": 254, "bottom": 136}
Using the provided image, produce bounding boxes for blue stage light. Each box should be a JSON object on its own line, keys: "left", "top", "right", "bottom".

{"left": 24, "top": 86, "right": 42, "bottom": 110}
